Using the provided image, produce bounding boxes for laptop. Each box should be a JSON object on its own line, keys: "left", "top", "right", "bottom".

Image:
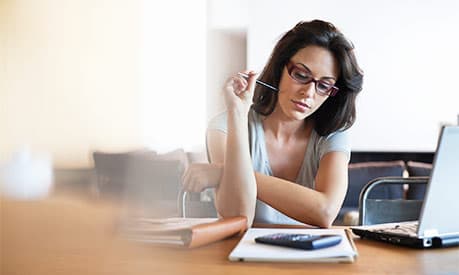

{"left": 352, "top": 126, "right": 459, "bottom": 248}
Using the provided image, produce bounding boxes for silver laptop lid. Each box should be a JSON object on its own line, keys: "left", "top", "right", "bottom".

{"left": 417, "top": 126, "right": 459, "bottom": 238}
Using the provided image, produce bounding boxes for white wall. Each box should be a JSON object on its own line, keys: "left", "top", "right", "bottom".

{"left": 247, "top": 0, "right": 459, "bottom": 152}
{"left": 141, "top": 0, "right": 207, "bottom": 153}
{"left": 206, "top": 0, "right": 248, "bottom": 119}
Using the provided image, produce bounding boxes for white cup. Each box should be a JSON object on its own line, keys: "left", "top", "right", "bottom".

{"left": 0, "top": 148, "right": 53, "bottom": 200}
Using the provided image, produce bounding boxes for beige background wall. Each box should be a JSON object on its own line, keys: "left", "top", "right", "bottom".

{"left": 1, "top": 0, "right": 143, "bottom": 168}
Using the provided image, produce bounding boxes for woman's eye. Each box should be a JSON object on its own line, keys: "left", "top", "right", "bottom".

{"left": 292, "top": 70, "right": 310, "bottom": 81}
{"left": 317, "top": 81, "right": 332, "bottom": 91}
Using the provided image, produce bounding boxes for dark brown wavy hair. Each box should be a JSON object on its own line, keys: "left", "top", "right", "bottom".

{"left": 252, "top": 20, "right": 363, "bottom": 136}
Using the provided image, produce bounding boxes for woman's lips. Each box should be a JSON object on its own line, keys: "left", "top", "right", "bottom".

{"left": 291, "top": 100, "right": 311, "bottom": 112}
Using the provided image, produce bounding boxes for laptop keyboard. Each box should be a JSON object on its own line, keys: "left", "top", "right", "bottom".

{"left": 370, "top": 221, "right": 419, "bottom": 237}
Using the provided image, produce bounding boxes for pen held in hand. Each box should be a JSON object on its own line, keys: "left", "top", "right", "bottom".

{"left": 237, "top": 72, "right": 279, "bottom": 92}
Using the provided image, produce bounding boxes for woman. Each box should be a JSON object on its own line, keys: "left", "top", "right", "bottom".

{"left": 183, "top": 20, "right": 363, "bottom": 227}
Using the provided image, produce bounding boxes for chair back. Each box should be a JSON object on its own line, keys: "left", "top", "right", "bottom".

{"left": 359, "top": 177, "right": 429, "bottom": 225}
{"left": 178, "top": 189, "right": 217, "bottom": 218}
{"left": 93, "top": 152, "right": 131, "bottom": 198}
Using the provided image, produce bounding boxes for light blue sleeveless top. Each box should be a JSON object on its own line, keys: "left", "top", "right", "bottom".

{"left": 207, "top": 109, "right": 351, "bottom": 225}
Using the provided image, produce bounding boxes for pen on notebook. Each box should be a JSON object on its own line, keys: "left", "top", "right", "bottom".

{"left": 237, "top": 72, "right": 279, "bottom": 92}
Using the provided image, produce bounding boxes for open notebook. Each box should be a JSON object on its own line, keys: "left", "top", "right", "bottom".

{"left": 229, "top": 228, "right": 357, "bottom": 263}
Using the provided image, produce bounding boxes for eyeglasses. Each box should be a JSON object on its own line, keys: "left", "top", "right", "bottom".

{"left": 286, "top": 61, "right": 339, "bottom": 97}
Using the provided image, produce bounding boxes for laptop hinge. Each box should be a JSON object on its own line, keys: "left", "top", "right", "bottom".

{"left": 422, "top": 229, "right": 439, "bottom": 237}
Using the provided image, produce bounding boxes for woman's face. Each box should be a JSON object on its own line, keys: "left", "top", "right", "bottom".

{"left": 275, "top": 45, "right": 339, "bottom": 121}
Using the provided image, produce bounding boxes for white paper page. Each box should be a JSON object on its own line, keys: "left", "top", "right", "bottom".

{"left": 229, "top": 228, "right": 357, "bottom": 262}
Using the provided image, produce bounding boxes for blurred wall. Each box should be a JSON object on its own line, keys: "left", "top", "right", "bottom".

{"left": 1, "top": 0, "right": 143, "bottom": 168}
{"left": 206, "top": 0, "right": 247, "bottom": 119}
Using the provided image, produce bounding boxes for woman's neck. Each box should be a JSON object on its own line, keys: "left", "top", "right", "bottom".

{"left": 262, "top": 109, "right": 312, "bottom": 142}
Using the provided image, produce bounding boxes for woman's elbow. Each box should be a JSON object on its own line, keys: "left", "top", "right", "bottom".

{"left": 214, "top": 181, "right": 257, "bottom": 227}
{"left": 315, "top": 216, "right": 334, "bottom": 228}
{"left": 315, "top": 205, "right": 339, "bottom": 228}
{"left": 215, "top": 197, "right": 256, "bottom": 227}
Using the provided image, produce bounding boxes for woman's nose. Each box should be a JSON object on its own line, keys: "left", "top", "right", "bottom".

{"left": 299, "top": 82, "right": 316, "bottom": 97}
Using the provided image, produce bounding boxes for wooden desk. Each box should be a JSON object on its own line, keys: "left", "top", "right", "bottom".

{"left": 2, "top": 195, "right": 458, "bottom": 275}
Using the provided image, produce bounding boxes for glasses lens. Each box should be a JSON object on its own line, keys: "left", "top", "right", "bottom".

{"left": 289, "top": 67, "right": 313, "bottom": 85}
{"left": 287, "top": 62, "right": 339, "bottom": 96}
{"left": 316, "top": 81, "right": 333, "bottom": 96}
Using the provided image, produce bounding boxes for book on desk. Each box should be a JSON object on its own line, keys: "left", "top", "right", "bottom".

{"left": 229, "top": 228, "right": 358, "bottom": 263}
{"left": 119, "top": 216, "right": 247, "bottom": 248}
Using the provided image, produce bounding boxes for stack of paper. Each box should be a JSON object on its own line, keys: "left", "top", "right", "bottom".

{"left": 120, "top": 216, "right": 247, "bottom": 248}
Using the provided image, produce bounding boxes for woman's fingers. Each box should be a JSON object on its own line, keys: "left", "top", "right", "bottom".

{"left": 232, "top": 71, "right": 257, "bottom": 99}
{"left": 244, "top": 71, "right": 257, "bottom": 95}
{"left": 181, "top": 165, "right": 207, "bottom": 193}
{"left": 231, "top": 76, "right": 247, "bottom": 96}
{"left": 181, "top": 169, "right": 192, "bottom": 190}
{"left": 181, "top": 163, "right": 222, "bottom": 193}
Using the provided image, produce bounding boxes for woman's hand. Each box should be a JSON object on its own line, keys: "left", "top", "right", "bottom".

{"left": 223, "top": 71, "right": 257, "bottom": 115}
{"left": 181, "top": 163, "right": 223, "bottom": 193}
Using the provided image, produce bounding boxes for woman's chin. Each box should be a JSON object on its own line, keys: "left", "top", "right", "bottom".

{"left": 286, "top": 110, "right": 311, "bottom": 121}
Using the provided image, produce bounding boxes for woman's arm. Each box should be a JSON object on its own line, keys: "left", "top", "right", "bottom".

{"left": 208, "top": 127, "right": 348, "bottom": 228}
{"left": 255, "top": 151, "right": 349, "bottom": 228}
{"left": 207, "top": 121, "right": 257, "bottom": 227}
{"left": 207, "top": 73, "right": 258, "bottom": 227}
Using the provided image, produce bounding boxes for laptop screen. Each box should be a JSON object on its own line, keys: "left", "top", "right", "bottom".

{"left": 417, "top": 126, "right": 459, "bottom": 237}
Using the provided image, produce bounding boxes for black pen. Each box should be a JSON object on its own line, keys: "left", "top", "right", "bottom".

{"left": 237, "top": 72, "right": 279, "bottom": 92}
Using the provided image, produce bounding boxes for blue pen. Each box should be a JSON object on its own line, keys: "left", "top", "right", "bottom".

{"left": 237, "top": 72, "right": 279, "bottom": 92}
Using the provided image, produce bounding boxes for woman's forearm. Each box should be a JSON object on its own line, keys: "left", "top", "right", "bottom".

{"left": 255, "top": 172, "right": 337, "bottom": 227}
{"left": 254, "top": 152, "right": 349, "bottom": 228}
{"left": 215, "top": 110, "right": 257, "bottom": 225}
